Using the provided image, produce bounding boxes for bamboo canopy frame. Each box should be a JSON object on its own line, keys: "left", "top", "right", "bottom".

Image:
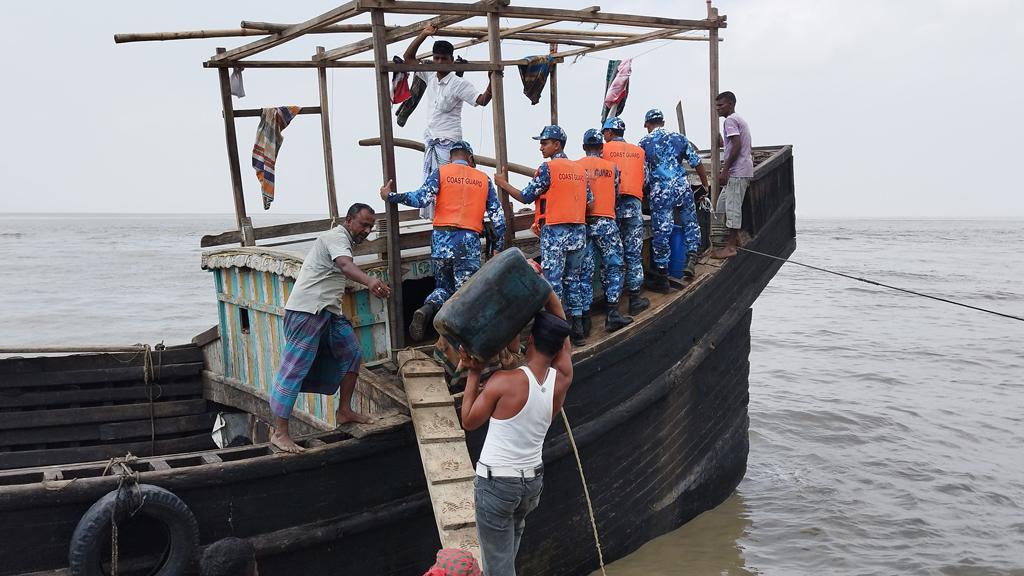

{"left": 115, "top": 0, "right": 727, "bottom": 351}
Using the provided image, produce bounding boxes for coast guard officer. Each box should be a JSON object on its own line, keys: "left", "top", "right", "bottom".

{"left": 381, "top": 140, "right": 506, "bottom": 340}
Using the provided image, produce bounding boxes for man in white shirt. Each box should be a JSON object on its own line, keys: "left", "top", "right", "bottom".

{"left": 459, "top": 291, "right": 573, "bottom": 576}
{"left": 403, "top": 24, "right": 493, "bottom": 219}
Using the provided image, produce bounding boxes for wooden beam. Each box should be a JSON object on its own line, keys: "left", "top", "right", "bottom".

{"left": 241, "top": 21, "right": 376, "bottom": 34}
{"left": 414, "top": 16, "right": 572, "bottom": 61}
{"left": 232, "top": 106, "right": 321, "bottom": 118}
{"left": 355, "top": 1, "right": 726, "bottom": 30}
{"left": 708, "top": 3, "right": 722, "bottom": 208}
{"left": 370, "top": 9, "right": 406, "bottom": 351}
{"left": 319, "top": 3, "right": 492, "bottom": 62}
{"left": 209, "top": 1, "right": 361, "bottom": 63}
{"left": 216, "top": 48, "right": 249, "bottom": 242}
{"left": 115, "top": 29, "right": 269, "bottom": 43}
{"left": 549, "top": 43, "right": 558, "bottom": 125}
{"left": 552, "top": 27, "right": 684, "bottom": 59}
{"left": 205, "top": 60, "right": 374, "bottom": 69}
{"left": 357, "top": 137, "right": 536, "bottom": 178}
{"left": 317, "top": 47, "right": 340, "bottom": 221}
{"left": 488, "top": 12, "right": 514, "bottom": 249}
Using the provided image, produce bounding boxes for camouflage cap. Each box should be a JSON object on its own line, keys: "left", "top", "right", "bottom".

{"left": 602, "top": 116, "right": 625, "bottom": 131}
{"left": 582, "top": 128, "right": 603, "bottom": 146}
{"left": 449, "top": 140, "right": 474, "bottom": 155}
{"left": 644, "top": 108, "right": 665, "bottom": 123}
{"left": 531, "top": 125, "right": 567, "bottom": 143}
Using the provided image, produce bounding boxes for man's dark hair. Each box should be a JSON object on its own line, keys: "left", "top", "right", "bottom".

{"left": 531, "top": 311, "right": 571, "bottom": 357}
{"left": 646, "top": 119, "right": 665, "bottom": 127}
{"left": 200, "top": 537, "right": 256, "bottom": 576}
{"left": 346, "top": 202, "right": 375, "bottom": 219}
{"left": 432, "top": 40, "right": 455, "bottom": 56}
{"left": 607, "top": 128, "right": 625, "bottom": 137}
{"left": 583, "top": 144, "right": 603, "bottom": 153}
{"left": 716, "top": 91, "right": 737, "bottom": 105}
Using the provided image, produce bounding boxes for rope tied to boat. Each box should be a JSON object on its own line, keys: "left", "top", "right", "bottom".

{"left": 735, "top": 246, "right": 1024, "bottom": 323}
{"left": 102, "top": 455, "right": 146, "bottom": 576}
{"left": 561, "top": 408, "right": 608, "bottom": 576}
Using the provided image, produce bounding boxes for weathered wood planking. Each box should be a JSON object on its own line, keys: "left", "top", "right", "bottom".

{"left": 0, "top": 432, "right": 217, "bottom": 471}
{"left": 398, "top": 350, "right": 480, "bottom": 562}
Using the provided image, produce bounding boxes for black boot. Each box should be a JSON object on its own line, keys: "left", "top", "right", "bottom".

{"left": 605, "top": 306, "right": 633, "bottom": 332}
{"left": 628, "top": 290, "right": 650, "bottom": 315}
{"left": 409, "top": 302, "right": 438, "bottom": 341}
{"left": 646, "top": 267, "right": 671, "bottom": 293}
{"left": 581, "top": 311, "right": 592, "bottom": 338}
{"left": 570, "top": 315, "right": 587, "bottom": 346}
{"left": 683, "top": 252, "right": 698, "bottom": 281}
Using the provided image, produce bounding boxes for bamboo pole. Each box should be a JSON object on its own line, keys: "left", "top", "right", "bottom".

{"left": 708, "top": 3, "right": 721, "bottom": 209}
{"left": 215, "top": 48, "right": 250, "bottom": 245}
{"left": 358, "top": 137, "right": 536, "bottom": 177}
{"left": 0, "top": 346, "right": 148, "bottom": 354}
{"left": 552, "top": 27, "right": 683, "bottom": 59}
{"left": 316, "top": 47, "right": 340, "bottom": 221}
{"left": 488, "top": 12, "right": 514, "bottom": 249}
{"left": 370, "top": 10, "right": 406, "bottom": 351}
{"left": 549, "top": 43, "right": 558, "bottom": 125}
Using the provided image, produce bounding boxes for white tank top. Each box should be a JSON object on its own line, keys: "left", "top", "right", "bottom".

{"left": 478, "top": 366, "right": 555, "bottom": 469}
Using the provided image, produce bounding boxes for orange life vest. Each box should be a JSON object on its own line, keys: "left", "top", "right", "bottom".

{"left": 602, "top": 140, "right": 645, "bottom": 200}
{"left": 534, "top": 158, "right": 587, "bottom": 226}
{"left": 577, "top": 155, "right": 616, "bottom": 219}
{"left": 433, "top": 163, "right": 489, "bottom": 233}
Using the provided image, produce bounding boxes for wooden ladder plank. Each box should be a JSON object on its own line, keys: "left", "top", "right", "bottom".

{"left": 404, "top": 377, "right": 454, "bottom": 409}
{"left": 400, "top": 355, "right": 480, "bottom": 562}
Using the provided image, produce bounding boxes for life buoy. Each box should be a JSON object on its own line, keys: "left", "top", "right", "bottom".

{"left": 69, "top": 484, "right": 199, "bottom": 576}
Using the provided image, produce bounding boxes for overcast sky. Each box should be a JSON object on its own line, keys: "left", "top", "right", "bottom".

{"left": 2, "top": 0, "right": 1022, "bottom": 220}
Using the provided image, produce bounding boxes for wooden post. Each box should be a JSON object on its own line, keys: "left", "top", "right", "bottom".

{"left": 707, "top": 3, "right": 721, "bottom": 208}
{"left": 675, "top": 100, "right": 686, "bottom": 135}
{"left": 216, "top": 47, "right": 251, "bottom": 245}
{"left": 549, "top": 43, "right": 558, "bottom": 125}
{"left": 370, "top": 10, "right": 406, "bottom": 351}
{"left": 316, "top": 46, "right": 340, "bottom": 221}
{"left": 488, "top": 12, "right": 514, "bottom": 248}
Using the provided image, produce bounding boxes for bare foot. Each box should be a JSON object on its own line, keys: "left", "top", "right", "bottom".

{"left": 711, "top": 246, "right": 738, "bottom": 259}
{"left": 270, "top": 430, "right": 306, "bottom": 454}
{"left": 336, "top": 409, "right": 375, "bottom": 426}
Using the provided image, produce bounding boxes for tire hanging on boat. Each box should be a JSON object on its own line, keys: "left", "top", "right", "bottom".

{"left": 68, "top": 484, "right": 199, "bottom": 576}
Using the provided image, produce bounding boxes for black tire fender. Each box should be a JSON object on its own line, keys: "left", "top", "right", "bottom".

{"left": 69, "top": 484, "right": 199, "bottom": 576}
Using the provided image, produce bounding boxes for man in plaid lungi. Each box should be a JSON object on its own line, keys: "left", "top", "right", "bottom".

{"left": 269, "top": 203, "right": 392, "bottom": 453}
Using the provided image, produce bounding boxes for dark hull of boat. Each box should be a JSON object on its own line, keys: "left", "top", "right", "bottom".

{"left": 0, "top": 148, "right": 795, "bottom": 576}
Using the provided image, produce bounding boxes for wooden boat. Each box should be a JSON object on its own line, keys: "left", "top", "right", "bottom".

{"left": 0, "top": 4, "right": 796, "bottom": 575}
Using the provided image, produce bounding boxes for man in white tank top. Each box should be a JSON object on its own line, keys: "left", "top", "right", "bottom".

{"left": 459, "top": 293, "right": 574, "bottom": 576}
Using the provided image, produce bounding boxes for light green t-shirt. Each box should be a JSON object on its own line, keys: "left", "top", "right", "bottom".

{"left": 285, "top": 226, "right": 353, "bottom": 316}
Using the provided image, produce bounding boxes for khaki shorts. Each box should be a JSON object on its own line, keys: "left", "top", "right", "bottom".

{"left": 716, "top": 177, "right": 750, "bottom": 230}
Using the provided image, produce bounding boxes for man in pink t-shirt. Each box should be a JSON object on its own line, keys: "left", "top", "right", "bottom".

{"left": 713, "top": 91, "right": 754, "bottom": 258}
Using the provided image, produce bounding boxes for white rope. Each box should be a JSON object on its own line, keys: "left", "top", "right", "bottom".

{"left": 560, "top": 408, "right": 608, "bottom": 575}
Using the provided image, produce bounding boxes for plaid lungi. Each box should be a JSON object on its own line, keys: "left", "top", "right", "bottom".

{"left": 270, "top": 309, "right": 362, "bottom": 419}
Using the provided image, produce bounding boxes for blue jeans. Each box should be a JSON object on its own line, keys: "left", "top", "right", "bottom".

{"left": 474, "top": 475, "right": 544, "bottom": 576}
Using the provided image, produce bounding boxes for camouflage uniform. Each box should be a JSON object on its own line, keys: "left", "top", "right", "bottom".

{"left": 581, "top": 153, "right": 625, "bottom": 309}
{"left": 388, "top": 159, "right": 506, "bottom": 307}
{"left": 638, "top": 126, "right": 704, "bottom": 269}
{"left": 605, "top": 133, "right": 646, "bottom": 292}
{"left": 521, "top": 151, "right": 592, "bottom": 317}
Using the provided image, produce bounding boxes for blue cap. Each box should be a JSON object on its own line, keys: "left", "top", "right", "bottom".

{"left": 532, "top": 125, "right": 567, "bottom": 142}
{"left": 450, "top": 140, "right": 474, "bottom": 155}
{"left": 602, "top": 116, "right": 625, "bottom": 132}
{"left": 644, "top": 108, "right": 664, "bottom": 123}
{"left": 582, "top": 129, "right": 603, "bottom": 146}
